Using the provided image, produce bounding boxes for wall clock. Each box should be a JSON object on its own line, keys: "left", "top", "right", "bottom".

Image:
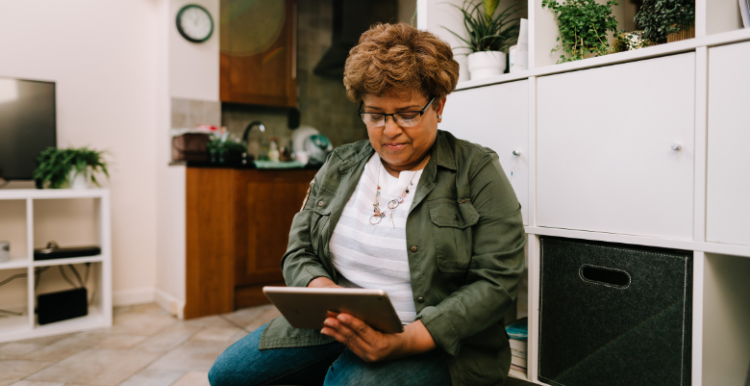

{"left": 176, "top": 4, "right": 214, "bottom": 43}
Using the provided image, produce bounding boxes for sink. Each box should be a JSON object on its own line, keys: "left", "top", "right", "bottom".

{"left": 253, "top": 160, "right": 305, "bottom": 169}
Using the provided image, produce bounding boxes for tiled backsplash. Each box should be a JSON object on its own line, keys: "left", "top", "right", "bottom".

{"left": 171, "top": 98, "right": 221, "bottom": 129}
{"left": 221, "top": 0, "right": 368, "bottom": 150}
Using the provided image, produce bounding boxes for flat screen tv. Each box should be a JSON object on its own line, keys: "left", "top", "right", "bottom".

{"left": 0, "top": 77, "right": 56, "bottom": 181}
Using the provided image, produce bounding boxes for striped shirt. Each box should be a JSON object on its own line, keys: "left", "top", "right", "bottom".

{"left": 329, "top": 153, "right": 422, "bottom": 324}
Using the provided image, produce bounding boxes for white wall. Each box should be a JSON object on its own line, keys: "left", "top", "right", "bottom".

{"left": 155, "top": 0, "right": 220, "bottom": 318}
{"left": 169, "top": 0, "right": 220, "bottom": 101}
{"left": 0, "top": 1, "right": 160, "bottom": 304}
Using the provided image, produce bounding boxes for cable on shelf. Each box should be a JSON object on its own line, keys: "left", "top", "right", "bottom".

{"left": 0, "top": 272, "right": 26, "bottom": 287}
{"left": 68, "top": 264, "right": 84, "bottom": 287}
{"left": 35, "top": 267, "right": 50, "bottom": 290}
{"left": 0, "top": 267, "right": 49, "bottom": 317}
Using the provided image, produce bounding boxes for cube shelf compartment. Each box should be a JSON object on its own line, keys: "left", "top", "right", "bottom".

{"left": 0, "top": 189, "right": 112, "bottom": 343}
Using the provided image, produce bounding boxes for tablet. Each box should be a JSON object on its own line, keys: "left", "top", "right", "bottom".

{"left": 262, "top": 286, "right": 404, "bottom": 334}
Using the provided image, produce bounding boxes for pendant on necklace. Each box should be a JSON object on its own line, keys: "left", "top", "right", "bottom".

{"left": 370, "top": 213, "right": 384, "bottom": 225}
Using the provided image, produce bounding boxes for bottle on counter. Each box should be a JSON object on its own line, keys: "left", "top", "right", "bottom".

{"left": 268, "top": 137, "right": 280, "bottom": 162}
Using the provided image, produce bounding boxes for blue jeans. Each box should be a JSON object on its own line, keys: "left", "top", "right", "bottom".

{"left": 208, "top": 323, "right": 452, "bottom": 386}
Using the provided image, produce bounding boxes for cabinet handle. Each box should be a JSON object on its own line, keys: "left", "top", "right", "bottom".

{"left": 671, "top": 143, "right": 682, "bottom": 151}
{"left": 512, "top": 150, "right": 521, "bottom": 156}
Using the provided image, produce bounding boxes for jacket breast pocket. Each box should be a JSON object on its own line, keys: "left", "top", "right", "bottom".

{"left": 428, "top": 200, "right": 479, "bottom": 273}
{"left": 309, "top": 186, "right": 334, "bottom": 255}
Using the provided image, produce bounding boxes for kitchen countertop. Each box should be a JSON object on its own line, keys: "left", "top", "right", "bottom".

{"left": 182, "top": 160, "right": 321, "bottom": 170}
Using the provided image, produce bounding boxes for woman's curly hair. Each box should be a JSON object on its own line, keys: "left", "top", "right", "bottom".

{"left": 343, "top": 23, "right": 460, "bottom": 103}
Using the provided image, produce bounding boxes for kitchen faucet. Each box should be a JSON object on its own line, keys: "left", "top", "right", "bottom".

{"left": 242, "top": 121, "right": 266, "bottom": 147}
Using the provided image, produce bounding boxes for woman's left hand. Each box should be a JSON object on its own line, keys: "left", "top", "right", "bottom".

{"left": 320, "top": 311, "right": 436, "bottom": 362}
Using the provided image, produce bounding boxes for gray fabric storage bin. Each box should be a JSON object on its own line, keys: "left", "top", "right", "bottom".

{"left": 538, "top": 237, "right": 692, "bottom": 386}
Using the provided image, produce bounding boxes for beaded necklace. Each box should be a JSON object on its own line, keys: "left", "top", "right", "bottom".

{"left": 370, "top": 155, "right": 429, "bottom": 226}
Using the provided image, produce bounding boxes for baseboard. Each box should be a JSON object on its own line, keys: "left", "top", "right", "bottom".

{"left": 113, "top": 287, "right": 155, "bottom": 307}
{"left": 155, "top": 288, "right": 185, "bottom": 319}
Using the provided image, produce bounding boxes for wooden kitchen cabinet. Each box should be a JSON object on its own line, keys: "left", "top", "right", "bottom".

{"left": 185, "top": 167, "right": 317, "bottom": 318}
{"left": 219, "top": 0, "right": 297, "bottom": 107}
{"left": 233, "top": 169, "right": 316, "bottom": 307}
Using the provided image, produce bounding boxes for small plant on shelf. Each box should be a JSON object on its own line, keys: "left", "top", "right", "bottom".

{"left": 442, "top": 0, "right": 524, "bottom": 79}
{"left": 634, "top": 0, "right": 694, "bottom": 44}
{"left": 542, "top": 0, "right": 619, "bottom": 63}
{"left": 443, "top": 0, "right": 523, "bottom": 53}
{"left": 34, "top": 147, "right": 110, "bottom": 189}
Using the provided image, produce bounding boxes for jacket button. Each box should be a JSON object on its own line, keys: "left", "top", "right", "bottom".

{"left": 410, "top": 245, "right": 418, "bottom": 252}
{"left": 318, "top": 201, "right": 324, "bottom": 206}
{"left": 417, "top": 297, "right": 425, "bottom": 303}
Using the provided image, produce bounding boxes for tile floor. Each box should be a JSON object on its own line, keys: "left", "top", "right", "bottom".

{"left": 0, "top": 303, "right": 535, "bottom": 386}
{"left": 0, "top": 303, "right": 282, "bottom": 386}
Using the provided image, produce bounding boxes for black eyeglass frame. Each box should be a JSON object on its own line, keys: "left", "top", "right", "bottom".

{"left": 358, "top": 97, "right": 436, "bottom": 127}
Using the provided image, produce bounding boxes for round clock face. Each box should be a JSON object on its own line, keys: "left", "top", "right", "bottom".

{"left": 177, "top": 4, "right": 213, "bottom": 43}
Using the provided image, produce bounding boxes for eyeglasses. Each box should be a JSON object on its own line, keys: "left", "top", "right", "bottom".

{"left": 358, "top": 97, "right": 435, "bottom": 128}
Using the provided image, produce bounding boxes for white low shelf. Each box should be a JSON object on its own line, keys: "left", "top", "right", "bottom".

{"left": 0, "top": 189, "right": 112, "bottom": 343}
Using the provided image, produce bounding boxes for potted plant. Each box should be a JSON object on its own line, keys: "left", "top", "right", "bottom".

{"left": 206, "top": 128, "right": 246, "bottom": 165}
{"left": 34, "top": 147, "right": 110, "bottom": 189}
{"left": 542, "top": 0, "right": 619, "bottom": 63}
{"left": 634, "top": 0, "right": 694, "bottom": 44}
{"left": 444, "top": 0, "right": 522, "bottom": 80}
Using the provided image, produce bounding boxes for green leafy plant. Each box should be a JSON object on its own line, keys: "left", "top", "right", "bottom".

{"left": 205, "top": 138, "right": 246, "bottom": 153}
{"left": 34, "top": 147, "right": 110, "bottom": 189}
{"left": 542, "top": 0, "right": 619, "bottom": 63}
{"left": 634, "top": 0, "right": 694, "bottom": 44}
{"left": 443, "top": 0, "right": 523, "bottom": 53}
{"left": 206, "top": 136, "right": 246, "bottom": 164}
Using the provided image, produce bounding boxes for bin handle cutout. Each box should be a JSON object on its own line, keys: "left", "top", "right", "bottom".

{"left": 579, "top": 264, "right": 631, "bottom": 289}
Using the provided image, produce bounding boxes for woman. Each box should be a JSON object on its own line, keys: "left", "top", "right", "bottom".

{"left": 209, "top": 23, "right": 525, "bottom": 386}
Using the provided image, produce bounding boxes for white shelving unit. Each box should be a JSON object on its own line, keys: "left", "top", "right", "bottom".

{"left": 421, "top": 1, "right": 750, "bottom": 385}
{"left": 0, "top": 189, "right": 112, "bottom": 343}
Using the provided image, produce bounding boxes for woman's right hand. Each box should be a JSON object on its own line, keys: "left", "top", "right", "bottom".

{"left": 307, "top": 277, "right": 342, "bottom": 289}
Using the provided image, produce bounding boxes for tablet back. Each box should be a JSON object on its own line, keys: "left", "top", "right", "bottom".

{"left": 263, "top": 287, "right": 404, "bottom": 334}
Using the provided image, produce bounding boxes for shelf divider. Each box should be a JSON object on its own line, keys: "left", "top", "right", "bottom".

{"left": 26, "top": 197, "right": 34, "bottom": 330}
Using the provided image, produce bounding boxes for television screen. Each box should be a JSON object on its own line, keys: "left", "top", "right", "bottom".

{"left": 0, "top": 77, "right": 56, "bottom": 180}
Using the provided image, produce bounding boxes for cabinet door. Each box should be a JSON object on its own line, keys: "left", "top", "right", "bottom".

{"left": 220, "top": 0, "right": 297, "bottom": 107}
{"left": 234, "top": 169, "right": 316, "bottom": 287}
{"left": 441, "top": 80, "right": 529, "bottom": 224}
{"left": 537, "top": 53, "right": 695, "bottom": 239}
{"left": 707, "top": 42, "right": 750, "bottom": 246}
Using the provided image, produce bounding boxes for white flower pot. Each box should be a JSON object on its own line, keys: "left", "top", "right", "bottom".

{"left": 68, "top": 168, "right": 90, "bottom": 190}
{"left": 468, "top": 51, "right": 507, "bottom": 80}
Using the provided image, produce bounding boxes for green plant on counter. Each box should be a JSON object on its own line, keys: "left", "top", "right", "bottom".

{"left": 34, "top": 147, "right": 110, "bottom": 189}
{"left": 542, "top": 0, "right": 619, "bottom": 63}
{"left": 442, "top": 0, "right": 523, "bottom": 53}
{"left": 206, "top": 136, "right": 246, "bottom": 164}
{"left": 206, "top": 138, "right": 246, "bottom": 153}
{"left": 634, "top": 0, "right": 694, "bottom": 44}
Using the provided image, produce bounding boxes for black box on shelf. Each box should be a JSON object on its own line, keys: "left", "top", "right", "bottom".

{"left": 37, "top": 288, "right": 88, "bottom": 325}
{"left": 538, "top": 236, "right": 692, "bottom": 386}
{"left": 34, "top": 245, "right": 100, "bottom": 261}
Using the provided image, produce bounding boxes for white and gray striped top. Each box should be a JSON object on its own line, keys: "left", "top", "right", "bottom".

{"left": 329, "top": 153, "right": 423, "bottom": 324}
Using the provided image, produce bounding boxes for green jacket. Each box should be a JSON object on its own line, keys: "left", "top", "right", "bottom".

{"left": 259, "top": 130, "right": 526, "bottom": 386}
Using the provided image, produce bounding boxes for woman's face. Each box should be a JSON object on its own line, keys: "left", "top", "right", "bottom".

{"left": 361, "top": 90, "right": 445, "bottom": 173}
